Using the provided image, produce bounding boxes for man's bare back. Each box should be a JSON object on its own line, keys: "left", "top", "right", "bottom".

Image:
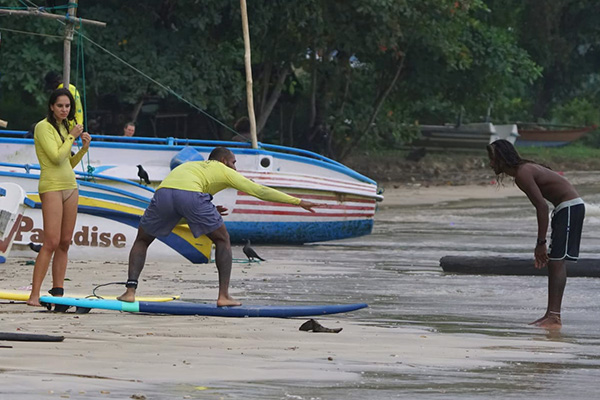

{"left": 514, "top": 163, "right": 579, "bottom": 207}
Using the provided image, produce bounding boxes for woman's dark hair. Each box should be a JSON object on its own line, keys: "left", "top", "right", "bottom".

{"left": 46, "top": 88, "right": 76, "bottom": 140}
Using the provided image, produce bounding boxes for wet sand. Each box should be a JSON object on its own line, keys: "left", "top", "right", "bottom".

{"left": 0, "top": 256, "right": 573, "bottom": 399}
{"left": 1, "top": 178, "right": 599, "bottom": 399}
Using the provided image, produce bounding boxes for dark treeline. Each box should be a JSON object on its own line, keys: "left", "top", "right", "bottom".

{"left": 1, "top": 0, "right": 599, "bottom": 159}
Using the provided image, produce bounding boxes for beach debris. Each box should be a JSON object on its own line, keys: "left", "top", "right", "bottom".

{"left": 130, "top": 394, "right": 146, "bottom": 400}
{"left": 299, "top": 319, "right": 342, "bottom": 333}
{"left": 243, "top": 239, "right": 265, "bottom": 262}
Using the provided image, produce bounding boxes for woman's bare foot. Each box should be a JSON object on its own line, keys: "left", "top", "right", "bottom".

{"left": 26, "top": 295, "right": 42, "bottom": 307}
{"left": 217, "top": 295, "right": 242, "bottom": 307}
{"left": 117, "top": 288, "right": 136, "bottom": 303}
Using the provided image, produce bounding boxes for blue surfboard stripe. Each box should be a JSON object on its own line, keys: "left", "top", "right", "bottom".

{"left": 226, "top": 220, "right": 374, "bottom": 244}
{"left": 38, "top": 296, "right": 368, "bottom": 317}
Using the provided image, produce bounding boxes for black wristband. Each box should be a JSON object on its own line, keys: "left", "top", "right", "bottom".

{"left": 536, "top": 238, "right": 547, "bottom": 246}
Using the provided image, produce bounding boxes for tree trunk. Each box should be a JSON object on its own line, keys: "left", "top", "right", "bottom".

{"left": 339, "top": 56, "right": 405, "bottom": 161}
{"left": 256, "top": 64, "right": 290, "bottom": 137}
{"left": 130, "top": 98, "right": 145, "bottom": 123}
{"left": 308, "top": 49, "right": 318, "bottom": 129}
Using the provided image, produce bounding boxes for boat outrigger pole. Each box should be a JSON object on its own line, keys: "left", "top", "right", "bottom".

{"left": 240, "top": 0, "right": 258, "bottom": 149}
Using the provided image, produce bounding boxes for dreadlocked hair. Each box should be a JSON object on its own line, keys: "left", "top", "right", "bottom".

{"left": 487, "top": 139, "right": 549, "bottom": 185}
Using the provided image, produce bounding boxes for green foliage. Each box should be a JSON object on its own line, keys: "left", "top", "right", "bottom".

{"left": 550, "top": 97, "right": 600, "bottom": 127}
{"left": 1, "top": 0, "right": 597, "bottom": 160}
{"left": 519, "top": 142, "right": 600, "bottom": 163}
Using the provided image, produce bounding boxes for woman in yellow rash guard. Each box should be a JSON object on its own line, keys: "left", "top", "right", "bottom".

{"left": 27, "top": 88, "right": 92, "bottom": 308}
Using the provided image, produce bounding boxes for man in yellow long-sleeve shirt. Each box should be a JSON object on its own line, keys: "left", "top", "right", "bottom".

{"left": 118, "top": 147, "right": 318, "bottom": 306}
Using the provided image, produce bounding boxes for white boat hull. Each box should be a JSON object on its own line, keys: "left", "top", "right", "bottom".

{"left": 0, "top": 133, "right": 381, "bottom": 244}
{"left": 0, "top": 182, "right": 31, "bottom": 263}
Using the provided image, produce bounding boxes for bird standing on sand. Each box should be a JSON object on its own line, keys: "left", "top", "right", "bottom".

{"left": 243, "top": 239, "right": 265, "bottom": 262}
{"left": 137, "top": 164, "right": 151, "bottom": 185}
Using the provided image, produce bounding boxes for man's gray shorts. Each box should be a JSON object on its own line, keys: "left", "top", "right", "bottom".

{"left": 140, "top": 188, "right": 223, "bottom": 238}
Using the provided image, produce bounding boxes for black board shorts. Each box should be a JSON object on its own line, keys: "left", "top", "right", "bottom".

{"left": 549, "top": 198, "right": 585, "bottom": 261}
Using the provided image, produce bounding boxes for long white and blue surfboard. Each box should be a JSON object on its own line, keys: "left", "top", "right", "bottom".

{"left": 39, "top": 296, "right": 368, "bottom": 318}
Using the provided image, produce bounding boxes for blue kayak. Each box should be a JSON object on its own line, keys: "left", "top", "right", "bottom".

{"left": 39, "top": 296, "right": 368, "bottom": 317}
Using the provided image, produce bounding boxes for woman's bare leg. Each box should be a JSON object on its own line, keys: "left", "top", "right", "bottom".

{"left": 27, "top": 192, "right": 63, "bottom": 306}
{"left": 50, "top": 190, "right": 79, "bottom": 292}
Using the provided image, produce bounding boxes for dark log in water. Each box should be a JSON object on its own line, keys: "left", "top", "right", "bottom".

{"left": 440, "top": 256, "right": 600, "bottom": 277}
{"left": 0, "top": 332, "right": 65, "bottom": 342}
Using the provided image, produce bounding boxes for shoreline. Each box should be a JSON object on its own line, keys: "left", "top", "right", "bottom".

{"left": 377, "top": 170, "right": 599, "bottom": 207}
{"left": 1, "top": 176, "right": 599, "bottom": 398}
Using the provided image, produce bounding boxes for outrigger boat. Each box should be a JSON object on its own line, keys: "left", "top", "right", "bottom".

{"left": 0, "top": 130, "right": 382, "bottom": 263}
{"left": 0, "top": 166, "right": 212, "bottom": 263}
{"left": 515, "top": 124, "right": 597, "bottom": 147}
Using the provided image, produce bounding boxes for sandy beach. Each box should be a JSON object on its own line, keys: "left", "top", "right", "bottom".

{"left": 0, "top": 255, "right": 569, "bottom": 399}
{"left": 1, "top": 176, "right": 599, "bottom": 399}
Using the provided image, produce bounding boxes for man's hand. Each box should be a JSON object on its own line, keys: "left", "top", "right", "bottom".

{"left": 299, "top": 200, "right": 319, "bottom": 213}
{"left": 534, "top": 244, "right": 549, "bottom": 269}
{"left": 216, "top": 205, "right": 229, "bottom": 216}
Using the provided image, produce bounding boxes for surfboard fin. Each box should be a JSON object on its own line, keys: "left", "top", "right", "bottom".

{"left": 53, "top": 304, "right": 71, "bottom": 313}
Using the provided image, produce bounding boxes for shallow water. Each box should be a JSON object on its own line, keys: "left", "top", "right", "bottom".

{"left": 205, "top": 184, "right": 600, "bottom": 399}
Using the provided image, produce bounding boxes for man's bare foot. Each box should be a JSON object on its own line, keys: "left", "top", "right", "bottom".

{"left": 529, "top": 315, "right": 548, "bottom": 325}
{"left": 117, "top": 289, "right": 136, "bottom": 303}
{"left": 537, "top": 315, "right": 562, "bottom": 330}
{"left": 529, "top": 314, "right": 562, "bottom": 330}
{"left": 217, "top": 296, "right": 242, "bottom": 307}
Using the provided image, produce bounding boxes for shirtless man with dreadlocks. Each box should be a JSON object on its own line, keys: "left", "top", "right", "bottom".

{"left": 487, "top": 139, "right": 585, "bottom": 329}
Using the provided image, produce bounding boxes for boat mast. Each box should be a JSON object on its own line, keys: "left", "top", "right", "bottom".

{"left": 240, "top": 0, "right": 258, "bottom": 149}
{"left": 62, "top": 0, "right": 78, "bottom": 87}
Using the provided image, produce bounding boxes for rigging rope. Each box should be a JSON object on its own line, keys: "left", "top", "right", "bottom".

{"left": 0, "top": 27, "right": 62, "bottom": 40}
{"left": 2, "top": 1, "right": 75, "bottom": 11}
{"left": 75, "top": 30, "right": 240, "bottom": 136}
{"left": 11, "top": 0, "right": 243, "bottom": 139}
{"left": 73, "top": 20, "right": 94, "bottom": 178}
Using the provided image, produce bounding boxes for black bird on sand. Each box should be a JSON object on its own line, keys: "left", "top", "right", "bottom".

{"left": 137, "top": 164, "right": 151, "bottom": 185}
{"left": 29, "top": 242, "right": 42, "bottom": 253}
{"left": 243, "top": 239, "right": 265, "bottom": 262}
